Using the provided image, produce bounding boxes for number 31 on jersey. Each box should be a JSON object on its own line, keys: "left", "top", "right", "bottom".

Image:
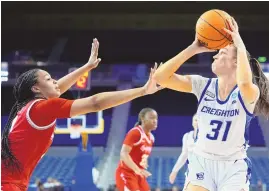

{"left": 206, "top": 120, "right": 232, "bottom": 141}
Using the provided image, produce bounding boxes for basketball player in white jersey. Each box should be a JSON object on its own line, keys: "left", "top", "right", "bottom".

{"left": 169, "top": 113, "right": 198, "bottom": 184}
{"left": 154, "top": 17, "right": 269, "bottom": 191}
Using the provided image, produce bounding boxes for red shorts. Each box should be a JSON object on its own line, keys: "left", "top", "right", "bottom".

{"left": 115, "top": 167, "right": 150, "bottom": 191}
{"left": 1, "top": 183, "right": 24, "bottom": 191}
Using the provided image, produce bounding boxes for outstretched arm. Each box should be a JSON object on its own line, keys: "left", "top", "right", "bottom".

{"left": 71, "top": 87, "right": 145, "bottom": 116}
{"left": 154, "top": 37, "right": 215, "bottom": 93}
{"left": 57, "top": 38, "right": 101, "bottom": 95}
{"left": 70, "top": 64, "right": 163, "bottom": 117}
{"left": 30, "top": 64, "right": 163, "bottom": 126}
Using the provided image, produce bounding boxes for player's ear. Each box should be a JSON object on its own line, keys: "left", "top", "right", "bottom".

{"left": 139, "top": 118, "right": 144, "bottom": 125}
{"left": 31, "top": 85, "right": 41, "bottom": 94}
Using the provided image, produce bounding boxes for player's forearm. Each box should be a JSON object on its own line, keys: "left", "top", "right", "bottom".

{"left": 58, "top": 65, "right": 93, "bottom": 94}
{"left": 90, "top": 87, "right": 145, "bottom": 111}
{"left": 120, "top": 153, "right": 140, "bottom": 172}
{"left": 154, "top": 46, "right": 196, "bottom": 83}
{"left": 236, "top": 47, "right": 253, "bottom": 86}
{"left": 70, "top": 87, "right": 146, "bottom": 116}
{"left": 172, "top": 152, "right": 188, "bottom": 173}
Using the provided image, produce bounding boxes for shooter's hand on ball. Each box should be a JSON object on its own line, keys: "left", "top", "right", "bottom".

{"left": 223, "top": 17, "right": 246, "bottom": 50}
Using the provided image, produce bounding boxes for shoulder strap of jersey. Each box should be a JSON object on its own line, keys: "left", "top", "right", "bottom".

{"left": 197, "top": 78, "right": 213, "bottom": 106}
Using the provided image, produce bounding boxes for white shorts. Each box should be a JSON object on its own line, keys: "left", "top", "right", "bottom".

{"left": 184, "top": 153, "right": 251, "bottom": 191}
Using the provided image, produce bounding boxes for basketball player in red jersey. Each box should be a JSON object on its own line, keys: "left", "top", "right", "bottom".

{"left": 1, "top": 39, "right": 163, "bottom": 191}
{"left": 116, "top": 108, "right": 158, "bottom": 191}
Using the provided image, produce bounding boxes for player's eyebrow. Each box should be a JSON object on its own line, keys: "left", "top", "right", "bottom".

{"left": 43, "top": 73, "right": 51, "bottom": 79}
{"left": 220, "top": 48, "right": 228, "bottom": 54}
{"left": 223, "top": 48, "right": 228, "bottom": 52}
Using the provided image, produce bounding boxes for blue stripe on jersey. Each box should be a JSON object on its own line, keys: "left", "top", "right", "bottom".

{"left": 244, "top": 115, "right": 253, "bottom": 148}
{"left": 215, "top": 79, "right": 238, "bottom": 105}
{"left": 198, "top": 78, "right": 212, "bottom": 107}
{"left": 238, "top": 92, "right": 254, "bottom": 117}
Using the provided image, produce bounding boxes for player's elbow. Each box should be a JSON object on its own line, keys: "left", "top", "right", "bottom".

{"left": 70, "top": 96, "right": 103, "bottom": 117}
{"left": 120, "top": 149, "right": 130, "bottom": 161}
{"left": 237, "top": 80, "right": 253, "bottom": 89}
{"left": 87, "top": 95, "right": 102, "bottom": 112}
{"left": 120, "top": 151, "right": 128, "bottom": 160}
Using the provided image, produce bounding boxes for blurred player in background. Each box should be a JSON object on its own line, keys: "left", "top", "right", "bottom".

{"left": 154, "top": 18, "right": 269, "bottom": 191}
{"left": 115, "top": 108, "right": 158, "bottom": 191}
{"left": 1, "top": 39, "right": 163, "bottom": 191}
{"left": 169, "top": 113, "right": 198, "bottom": 184}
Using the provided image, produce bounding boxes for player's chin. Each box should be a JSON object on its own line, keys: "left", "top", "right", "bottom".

{"left": 212, "top": 66, "right": 221, "bottom": 76}
{"left": 152, "top": 125, "right": 158, "bottom": 130}
{"left": 55, "top": 89, "right": 61, "bottom": 97}
{"left": 211, "top": 64, "right": 216, "bottom": 73}
{"left": 56, "top": 91, "right": 61, "bottom": 97}
{"left": 53, "top": 91, "right": 61, "bottom": 97}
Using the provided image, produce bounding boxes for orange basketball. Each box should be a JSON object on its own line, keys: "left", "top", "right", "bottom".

{"left": 196, "top": 9, "right": 233, "bottom": 50}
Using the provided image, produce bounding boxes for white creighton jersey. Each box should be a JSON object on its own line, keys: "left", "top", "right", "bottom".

{"left": 190, "top": 75, "right": 259, "bottom": 160}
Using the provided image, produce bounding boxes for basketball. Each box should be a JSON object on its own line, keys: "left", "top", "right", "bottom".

{"left": 196, "top": 9, "right": 233, "bottom": 49}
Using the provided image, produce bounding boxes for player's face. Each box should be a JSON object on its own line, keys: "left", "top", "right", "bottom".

{"left": 212, "top": 44, "right": 237, "bottom": 76}
{"left": 32, "top": 70, "right": 61, "bottom": 99}
{"left": 143, "top": 110, "right": 158, "bottom": 130}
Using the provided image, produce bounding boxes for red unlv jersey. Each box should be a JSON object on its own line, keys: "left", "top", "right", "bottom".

{"left": 1, "top": 99, "right": 56, "bottom": 190}
{"left": 119, "top": 125, "right": 155, "bottom": 171}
